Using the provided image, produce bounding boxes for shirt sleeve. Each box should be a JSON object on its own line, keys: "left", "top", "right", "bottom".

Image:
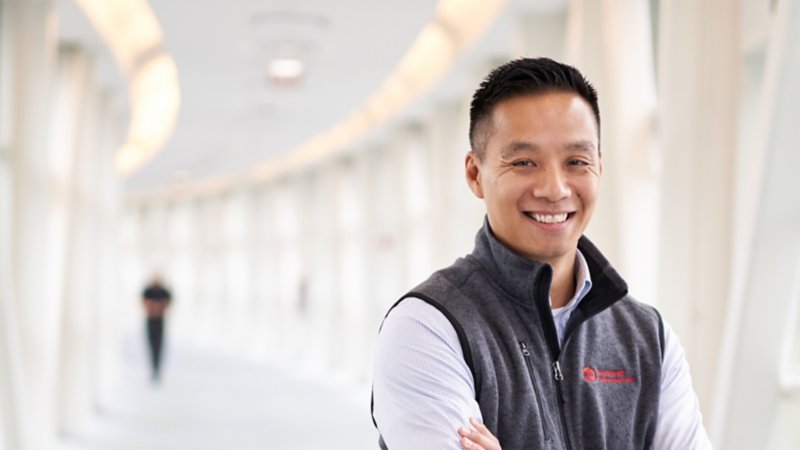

{"left": 651, "top": 320, "right": 714, "bottom": 449}
{"left": 372, "top": 297, "right": 483, "bottom": 450}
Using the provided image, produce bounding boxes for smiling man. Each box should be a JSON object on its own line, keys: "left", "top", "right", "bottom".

{"left": 371, "top": 58, "right": 711, "bottom": 450}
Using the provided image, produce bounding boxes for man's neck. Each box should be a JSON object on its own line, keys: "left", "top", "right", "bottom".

{"left": 548, "top": 253, "right": 577, "bottom": 309}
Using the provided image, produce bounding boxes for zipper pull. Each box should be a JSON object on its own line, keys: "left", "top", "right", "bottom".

{"left": 553, "top": 361, "right": 564, "bottom": 381}
{"left": 519, "top": 341, "right": 531, "bottom": 356}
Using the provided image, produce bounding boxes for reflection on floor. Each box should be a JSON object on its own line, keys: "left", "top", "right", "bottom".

{"left": 54, "top": 337, "right": 377, "bottom": 450}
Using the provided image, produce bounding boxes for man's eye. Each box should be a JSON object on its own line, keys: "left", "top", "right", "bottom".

{"left": 568, "top": 159, "right": 590, "bottom": 166}
{"left": 512, "top": 160, "right": 534, "bottom": 167}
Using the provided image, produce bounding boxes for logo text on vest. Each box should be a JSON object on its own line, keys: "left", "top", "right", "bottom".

{"left": 582, "top": 366, "right": 636, "bottom": 384}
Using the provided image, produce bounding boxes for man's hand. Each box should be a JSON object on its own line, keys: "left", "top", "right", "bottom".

{"left": 458, "top": 418, "right": 501, "bottom": 450}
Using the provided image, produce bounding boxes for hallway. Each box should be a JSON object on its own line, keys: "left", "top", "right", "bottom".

{"left": 3, "top": 0, "right": 800, "bottom": 448}
{"left": 54, "top": 337, "right": 377, "bottom": 450}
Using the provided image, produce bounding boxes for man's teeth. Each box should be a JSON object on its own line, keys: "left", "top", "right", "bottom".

{"left": 530, "top": 212, "right": 568, "bottom": 223}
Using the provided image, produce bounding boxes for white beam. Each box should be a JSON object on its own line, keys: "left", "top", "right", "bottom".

{"left": 656, "top": 0, "right": 740, "bottom": 418}
{"left": 713, "top": 0, "right": 800, "bottom": 446}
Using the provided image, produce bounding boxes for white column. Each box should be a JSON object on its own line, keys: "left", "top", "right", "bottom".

{"left": 186, "top": 198, "right": 210, "bottom": 346}
{"left": 363, "top": 142, "right": 405, "bottom": 382}
{"left": 400, "top": 125, "right": 435, "bottom": 287}
{"left": 334, "top": 156, "right": 371, "bottom": 380}
{"left": 118, "top": 208, "right": 145, "bottom": 344}
{"left": 166, "top": 201, "right": 196, "bottom": 341}
{"left": 252, "top": 186, "right": 279, "bottom": 358}
{"left": 302, "top": 169, "right": 333, "bottom": 371}
{"left": 365, "top": 142, "right": 406, "bottom": 333}
{"left": 0, "top": 165, "right": 23, "bottom": 445}
{"left": 565, "top": 0, "right": 659, "bottom": 303}
{"left": 0, "top": 1, "right": 25, "bottom": 447}
{"left": 195, "top": 197, "right": 225, "bottom": 349}
{"left": 220, "top": 189, "right": 251, "bottom": 352}
{"left": 0, "top": 144, "right": 21, "bottom": 450}
{"left": 426, "top": 100, "right": 475, "bottom": 269}
{"left": 656, "top": 0, "right": 740, "bottom": 417}
{"left": 5, "top": 0, "right": 60, "bottom": 448}
{"left": 713, "top": 0, "right": 800, "bottom": 447}
{"left": 52, "top": 44, "right": 95, "bottom": 434}
{"left": 293, "top": 175, "right": 316, "bottom": 368}
{"left": 0, "top": 146, "right": 22, "bottom": 450}
{"left": 273, "top": 180, "right": 302, "bottom": 362}
{"left": 237, "top": 188, "right": 261, "bottom": 357}
{"left": 91, "top": 90, "right": 124, "bottom": 412}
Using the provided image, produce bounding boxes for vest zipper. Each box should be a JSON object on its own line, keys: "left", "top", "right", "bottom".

{"left": 519, "top": 341, "right": 551, "bottom": 442}
{"left": 533, "top": 269, "right": 573, "bottom": 450}
{"left": 553, "top": 361, "right": 563, "bottom": 380}
{"left": 552, "top": 359, "right": 571, "bottom": 450}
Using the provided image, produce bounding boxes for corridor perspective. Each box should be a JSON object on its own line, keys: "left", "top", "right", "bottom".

{"left": 2, "top": 0, "right": 800, "bottom": 449}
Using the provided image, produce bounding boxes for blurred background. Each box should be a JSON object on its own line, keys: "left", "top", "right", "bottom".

{"left": 1, "top": 0, "right": 799, "bottom": 449}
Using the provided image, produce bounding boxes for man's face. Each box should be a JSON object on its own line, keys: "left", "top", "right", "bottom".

{"left": 465, "top": 92, "right": 601, "bottom": 267}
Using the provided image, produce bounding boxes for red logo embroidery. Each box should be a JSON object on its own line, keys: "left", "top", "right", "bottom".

{"left": 582, "top": 366, "right": 636, "bottom": 384}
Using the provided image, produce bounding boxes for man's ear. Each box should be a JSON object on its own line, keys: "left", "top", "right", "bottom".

{"left": 465, "top": 151, "right": 484, "bottom": 199}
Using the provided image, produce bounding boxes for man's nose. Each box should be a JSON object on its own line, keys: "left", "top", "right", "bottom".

{"left": 532, "top": 167, "right": 571, "bottom": 201}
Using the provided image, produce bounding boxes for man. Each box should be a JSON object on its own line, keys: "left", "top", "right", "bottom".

{"left": 142, "top": 273, "right": 171, "bottom": 382}
{"left": 371, "top": 58, "right": 711, "bottom": 449}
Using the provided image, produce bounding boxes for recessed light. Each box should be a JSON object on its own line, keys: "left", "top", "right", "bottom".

{"left": 267, "top": 58, "right": 305, "bottom": 83}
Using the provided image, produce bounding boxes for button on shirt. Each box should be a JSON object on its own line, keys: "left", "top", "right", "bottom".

{"left": 372, "top": 250, "right": 712, "bottom": 449}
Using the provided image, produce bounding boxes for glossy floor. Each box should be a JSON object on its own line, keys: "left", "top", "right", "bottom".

{"left": 53, "top": 337, "right": 377, "bottom": 450}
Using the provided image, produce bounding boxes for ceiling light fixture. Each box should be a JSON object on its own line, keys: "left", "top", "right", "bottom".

{"left": 267, "top": 57, "right": 305, "bottom": 84}
{"left": 250, "top": 11, "right": 325, "bottom": 89}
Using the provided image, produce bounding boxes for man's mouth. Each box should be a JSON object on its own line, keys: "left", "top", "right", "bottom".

{"left": 524, "top": 212, "right": 572, "bottom": 224}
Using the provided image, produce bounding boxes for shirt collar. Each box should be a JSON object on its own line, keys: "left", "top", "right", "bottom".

{"left": 552, "top": 250, "right": 593, "bottom": 313}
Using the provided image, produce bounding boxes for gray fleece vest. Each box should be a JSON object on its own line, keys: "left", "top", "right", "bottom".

{"left": 374, "top": 224, "right": 664, "bottom": 450}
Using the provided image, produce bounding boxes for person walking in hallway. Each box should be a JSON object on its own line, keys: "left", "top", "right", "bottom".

{"left": 142, "top": 273, "right": 172, "bottom": 382}
{"left": 371, "top": 58, "right": 712, "bottom": 449}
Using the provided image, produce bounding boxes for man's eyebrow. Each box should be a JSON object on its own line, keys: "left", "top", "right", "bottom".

{"left": 565, "top": 140, "right": 597, "bottom": 152}
{"left": 500, "top": 140, "right": 598, "bottom": 156}
{"left": 500, "top": 141, "right": 539, "bottom": 156}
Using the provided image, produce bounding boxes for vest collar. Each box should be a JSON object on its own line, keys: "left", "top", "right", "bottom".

{"left": 470, "top": 217, "right": 628, "bottom": 311}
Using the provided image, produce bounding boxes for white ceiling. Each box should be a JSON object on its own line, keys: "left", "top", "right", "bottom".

{"left": 56, "top": 0, "right": 566, "bottom": 196}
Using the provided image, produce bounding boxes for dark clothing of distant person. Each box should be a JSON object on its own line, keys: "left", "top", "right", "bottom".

{"left": 142, "top": 282, "right": 171, "bottom": 381}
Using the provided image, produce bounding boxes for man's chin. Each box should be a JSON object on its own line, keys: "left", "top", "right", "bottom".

{"left": 517, "top": 244, "right": 576, "bottom": 265}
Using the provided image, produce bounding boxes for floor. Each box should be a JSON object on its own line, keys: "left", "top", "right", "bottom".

{"left": 53, "top": 337, "right": 378, "bottom": 450}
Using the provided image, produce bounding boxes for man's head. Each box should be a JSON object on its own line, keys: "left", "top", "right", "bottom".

{"left": 469, "top": 57, "right": 600, "bottom": 160}
{"left": 465, "top": 58, "right": 602, "bottom": 268}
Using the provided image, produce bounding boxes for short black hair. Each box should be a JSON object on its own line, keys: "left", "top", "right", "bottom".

{"left": 469, "top": 57, "right": 600, "bottom": 158}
